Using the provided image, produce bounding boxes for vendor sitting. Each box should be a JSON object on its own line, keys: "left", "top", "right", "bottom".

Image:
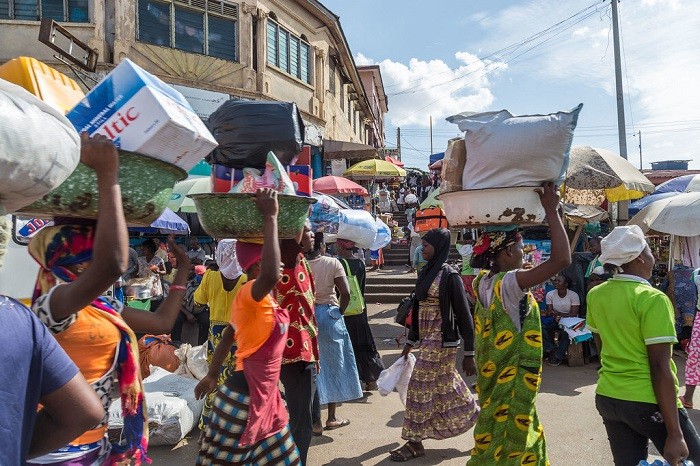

{"left": 543, "top": 274, "right": 580, "bottom": 366}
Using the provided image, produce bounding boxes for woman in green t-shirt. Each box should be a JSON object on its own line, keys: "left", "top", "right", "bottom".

{"left": 587, "top": 225, "right": 700, "bottom": 465}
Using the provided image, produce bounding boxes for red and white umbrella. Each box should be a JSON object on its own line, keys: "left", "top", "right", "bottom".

{"left": 313, "top": 176, "right": 368, "bottom": 195}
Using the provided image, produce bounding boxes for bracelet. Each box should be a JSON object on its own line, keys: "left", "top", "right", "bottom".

{"left": 169, "top": 285, "right": 187, "bottom": 291}
{"left": 464, "top": 351, "right": 475, "bottom": 357}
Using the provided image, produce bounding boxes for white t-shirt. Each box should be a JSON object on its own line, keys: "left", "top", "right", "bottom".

{"left": 478, "top": 271, "right": 527, "bottom": 331}
{"left": 545, "top": 289, "right": 580, "bottom": 314}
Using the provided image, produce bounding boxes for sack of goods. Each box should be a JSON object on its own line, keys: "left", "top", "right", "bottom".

{"left": 67, "top": 59, "right": 218, "bottom": 171}
{"left": 109, "top": 367, "right": 205, "bottom": 445}
{"left": 206, "top": 100, "right": 305, "bottom": 170}
{"left": 0, "top": 79, "right": 80, "bottom": 215}
{"left": 335, "top": 209, "right": 378, "bottom": 249}
{"left": 446, "top": 103, "right": 582, "bottom": 190}
{"left": 439, "top": 137, "right": 466, "bottom": 193}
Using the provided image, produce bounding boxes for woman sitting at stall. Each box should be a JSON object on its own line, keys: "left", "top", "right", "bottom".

{"left": 27, "top": 134, "right": 192, "bottom": 466}
{"left": 543, "top": 273, "right": 580, "bottom": 366}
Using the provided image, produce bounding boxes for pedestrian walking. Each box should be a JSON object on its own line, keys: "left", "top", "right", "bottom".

{"left": 275, "top": 223, "right": 321, "bottom": 464}
{"left": 588, "top": 225, "right": 700, "bottom": 465}
{"left": 336, "top": 238, "right": 385, "bottom": 391}
{"left": 390, "top": 228, "right": 479, "bottom": 462}
{"left": 195, "top": 189, "right": 301, "bottom": 465}
{"left": 468, "top": 182, "right": 571, "bottom": 466}
{"left": 307, "top": 232, "right": 363, "bottom": 430}
{"left": 192, "top": 239, "right": 247, "bottom": 433}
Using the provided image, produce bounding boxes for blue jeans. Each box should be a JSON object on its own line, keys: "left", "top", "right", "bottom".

{"left": 542, "top": 320, "right": 570, "bottom": 361}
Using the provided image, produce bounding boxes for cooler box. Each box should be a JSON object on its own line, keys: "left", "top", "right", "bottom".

{"left": 0, "top": 57, "right": 84, "bottom": 114}
{"left": 67, "top": 59, "right": 217, "bottom": 171}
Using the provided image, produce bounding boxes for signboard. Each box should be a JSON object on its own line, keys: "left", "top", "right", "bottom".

{"left": 172, "top": 85, "right": 230, "bottom": 120}
{"left": 380, "top": 148, "right": 400, "bottom": 159}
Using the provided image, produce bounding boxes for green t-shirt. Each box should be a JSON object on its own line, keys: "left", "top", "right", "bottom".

{"left": 587, "top": 275, "right": 678, "bottom": 404}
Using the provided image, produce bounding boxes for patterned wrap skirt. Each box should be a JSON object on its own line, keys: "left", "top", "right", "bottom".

{"left": 196, "top": 379, "right": 300, "bottom": 465}
{"left": 199, "top": 322, "right": 237, "bottom": 429}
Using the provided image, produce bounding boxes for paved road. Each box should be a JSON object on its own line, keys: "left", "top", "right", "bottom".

{"left": 148, "top": 270, "right": 695, "bottom": 465}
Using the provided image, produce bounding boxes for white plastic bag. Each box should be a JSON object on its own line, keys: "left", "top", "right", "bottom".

{"left": 109, "top": 367, "right": 204, "bottom": 445}
{"left": 0, "top": 79, "right": 80, "bottom": 215}
{"left": 370, "top": 218, "right": 392, "bottom": 250}
{"left": 446, "top": 104, "right": 582, "bottom": 190}
{"left": 186, "top": 344, "right": 209, "bottom": 380}
{"left": 377, "top": 354, "right": 416, "bottom": 405}
{"left": 336, "top": 209, "right": 377, "bottom": 248}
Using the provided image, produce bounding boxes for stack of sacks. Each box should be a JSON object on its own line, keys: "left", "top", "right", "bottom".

{"left": 446, "top": 104, "right": 582, "bottom": 190}
{"left": 67, "top": 59, "right": 217, "bottom": 171}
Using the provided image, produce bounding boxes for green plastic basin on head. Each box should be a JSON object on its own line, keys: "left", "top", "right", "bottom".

{"left": 17, "top": 150, "right": 187, "bottom": 226}
{"left": 189, "top": 192, "right": 317, "bottom": 239}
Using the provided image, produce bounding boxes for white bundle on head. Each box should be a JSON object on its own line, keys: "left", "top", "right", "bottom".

{"left": 216, "top": 239, "right": 243, "bottom": 280}
{"left": 599, "top": 225, "right": 648, "bottom": 272}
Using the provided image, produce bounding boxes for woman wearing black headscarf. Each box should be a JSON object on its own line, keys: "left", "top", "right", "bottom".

{"left": 389, "top": 228, "right": 479, "bottom": 462}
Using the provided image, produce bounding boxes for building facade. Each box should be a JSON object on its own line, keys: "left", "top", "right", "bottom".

{"left": 0, "top": 0, "right": 386, "bottom": 150}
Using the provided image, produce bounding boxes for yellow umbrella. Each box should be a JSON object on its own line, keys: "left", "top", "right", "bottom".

{"left": 344, "top": 159, "right": 406, "bottom": 179}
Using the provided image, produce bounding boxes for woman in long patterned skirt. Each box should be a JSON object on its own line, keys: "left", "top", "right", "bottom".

{"left": 390, "top": 228, "right": 479, "bottom": 462}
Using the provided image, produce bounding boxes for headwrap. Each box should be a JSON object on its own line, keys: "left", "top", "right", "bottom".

{"left": 415, "top": 228, "right": 451, "bottom": 301}
{"left": 336, "top": 239, "right": 356, "bottom": 249}
{"left": 236, "top": 241, "right": 264, "bottom": 272}
{"left": 194, "top": 265, "right": 207, "bottom": 275}
{"left": 215, "top": 239, "right": 243, "bottom": 280}
{"left": 28, "top": 225, "right": 150, "bottom": 465}
{"left": 599, "top": 225, "right": 647, "bottom": 270}
{"left": 471, "top": 229, "right": 522, "bottom": 268}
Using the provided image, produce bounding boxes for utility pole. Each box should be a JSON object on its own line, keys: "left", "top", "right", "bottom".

{"left": 429, "top": 116, "right": 433, "bottom": 155}
{"left": 638, "top": 130, "right": 643, "bottom": 170}
{"left": 397, "top": 127, "right": 401, "bottom": 161}
{"left": 611, "top": 0, "right": 627, "bottom": 160}
{"left": 611, "top": 0, "right": 629, "bottom": 222}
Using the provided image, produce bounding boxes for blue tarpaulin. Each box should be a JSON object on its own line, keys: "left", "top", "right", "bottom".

{"left": 429, "top": 152, "right": 445, "bottom": 164}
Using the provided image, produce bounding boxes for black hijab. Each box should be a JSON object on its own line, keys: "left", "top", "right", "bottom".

{"left": 415, "top": 228, "right": 451, "bottom": 300}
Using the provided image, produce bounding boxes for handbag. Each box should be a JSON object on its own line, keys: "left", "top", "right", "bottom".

{"left": 395, "top": 292, "right": 415, "bottom": 327}
{"left": 340, "top": 258, "right": 365, "bottom": 316}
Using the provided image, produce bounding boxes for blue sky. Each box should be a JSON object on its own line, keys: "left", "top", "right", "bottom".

{"left": 322, "top": 0, "right": 700, "bottom": 171}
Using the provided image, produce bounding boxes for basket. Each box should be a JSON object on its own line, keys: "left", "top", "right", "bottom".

{"left": 17, "top": 150, "right": 187, "bottom": 225}
{"left": 189, "top": 193, "right": 316, "bottom": 239}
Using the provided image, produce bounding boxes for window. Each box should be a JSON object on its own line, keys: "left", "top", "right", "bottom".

{"left": 137, "top": 0, "right": 237, "bottom": 61}
{"left": 0, "top": 0, "right": 88, "bottom": 21}
{"left": 266, "top": 18, "right": 312, "bottom": 84}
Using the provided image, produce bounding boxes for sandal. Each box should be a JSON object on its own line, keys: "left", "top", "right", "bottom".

{"left": 389, "top": 442, "right": 425, "bottom": 462}
{"left": 680, "top": 395, "right": 694, "bottom": 409}
{"left": 325, "top": 418, "right": 351, "bottom": 430}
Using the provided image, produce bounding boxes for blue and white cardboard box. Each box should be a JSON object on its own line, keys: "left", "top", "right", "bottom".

{"left": 67, "top": 59, "right": 217, "bottom": 171}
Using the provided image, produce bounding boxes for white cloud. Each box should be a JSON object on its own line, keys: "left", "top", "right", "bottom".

{"left": 356, "top": 52, "right": 506, "bottom": 128}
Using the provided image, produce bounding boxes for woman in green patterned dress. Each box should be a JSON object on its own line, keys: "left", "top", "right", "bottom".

{"left": 467, "top": 182, "right": 570, "bottom": 466}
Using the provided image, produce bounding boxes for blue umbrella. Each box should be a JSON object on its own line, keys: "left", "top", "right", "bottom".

{"left": 629, "top": 192, "right": 677, "bottom": 216}
{"left": 654, "top": 174, "right": 700, "bottom": 194}
{"left": 130, "top": 208, "right": 190, "bottom": 234}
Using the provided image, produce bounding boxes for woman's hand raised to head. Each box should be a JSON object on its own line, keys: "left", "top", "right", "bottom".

{"left": 79, "top": 132, "right": 119, "bottom": 175}
{"left": 535, "top": 182, "right": 561, "bottom": 214}
{"left": 254, "top": 188, "right": 279, "bottom": 218}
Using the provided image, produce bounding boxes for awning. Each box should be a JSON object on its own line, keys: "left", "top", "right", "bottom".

{"left": 323, "top": 139, "right": 378, "bottom": 160}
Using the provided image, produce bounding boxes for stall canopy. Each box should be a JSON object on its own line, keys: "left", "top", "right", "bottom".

{"left": 323, "top": 139, "right": 378, "bottom": 160}
{"left": 429, "top": 152, "right": 445, "bottom": 164}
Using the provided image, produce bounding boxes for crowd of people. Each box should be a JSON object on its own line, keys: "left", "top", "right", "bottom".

{"left": 2, "top": 134, "right": 700, "bottom": 466}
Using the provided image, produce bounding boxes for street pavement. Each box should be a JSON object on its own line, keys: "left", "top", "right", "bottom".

{"left": 148, "top": 267, "right": 695, "bottom": 465}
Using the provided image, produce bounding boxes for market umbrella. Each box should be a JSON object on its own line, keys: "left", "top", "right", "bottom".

{"left": 344, "top": 159, "right": 406, "bottom": 179}
{"left": 420, "top": 187, "right": 444, "bottom": 209}
{"left": 313, "top": 176, "right": 368, "bottom": 195}
{"left": 627, "top": 192, "right": 700, "bottom": 237}
{"left": 655, "top": 174, "right": 700, "bottom": 194}
{"left": 563, "top": 146, "right": 654, "bottom": 205}
{"left": 168, "top": 177, "right": 210, "bottom": 213}
{"left": 628, "top": 191, "right": 677, "bottom": 216}
{"left": 130, "top": 208, "right": 190, "bottom": 234}
{"left": 385, "top": 156, "right": 404, "bottom": 167}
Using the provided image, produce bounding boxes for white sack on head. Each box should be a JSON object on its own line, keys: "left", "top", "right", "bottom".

{"left": 599, "top": 225, "right": 647, "bottom": 267}
{"left": 216, "top": 239, "right": 243, "bottom": 280}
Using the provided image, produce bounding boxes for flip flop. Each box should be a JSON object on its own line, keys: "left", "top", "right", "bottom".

{"left": 325, "top": 418, "right": 351, "bottom": 430}
{"left": 680, "top": 395, "right": 694, "bottom": 409}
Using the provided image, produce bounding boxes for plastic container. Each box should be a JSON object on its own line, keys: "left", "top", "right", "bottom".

{"left": 189, "top": 193, "right": 315, "bottom": 240}
{"left": 17, "top": 150, "right": 187, "bottom": 226}
{"left": 438, "top": 187, "right": 546, "bottom": 227}
{"left": 0, "top": 57, "right": 84, "bottom": 114}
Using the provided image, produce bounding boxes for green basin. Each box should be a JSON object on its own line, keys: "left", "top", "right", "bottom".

{"left": 189, "top": 193, "right": 316, "bottom": 239}
{"left": 18, "top": 151, "right": 187, "bottom": 226}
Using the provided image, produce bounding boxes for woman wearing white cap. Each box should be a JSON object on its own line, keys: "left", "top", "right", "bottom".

{"left": 587, "top": 225, "right": 700, "bottom": 465}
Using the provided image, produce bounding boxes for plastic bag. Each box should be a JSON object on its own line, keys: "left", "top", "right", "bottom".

{"left": 370, "top": 218, "right": 392, "bottom": 250}
{"left": 377, "top": 354, "right": 416, "bottom": 406}
{"left": 336, "top": 209, "right": 377, "bottom": 248}
{"left": 0, "top": 79, "right": 80, "bottom": 215}
{"left": 309, "top": 193, "right": 341, "bottom": 234}
{"left": 207, "top": 100, "right": 305, "bottom": 169}
{"left": 230, "top": 152, "right": 296, "bottom": 195}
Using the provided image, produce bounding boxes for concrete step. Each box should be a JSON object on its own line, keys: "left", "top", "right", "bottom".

{"left": 363, "top": 292, "right": 407, "bottom": 305}
{"left": 366, "top": 276, "right": 415, "bottom": 286}
{"left": 365, "top": 283, "right": 414, "bottom": 294}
